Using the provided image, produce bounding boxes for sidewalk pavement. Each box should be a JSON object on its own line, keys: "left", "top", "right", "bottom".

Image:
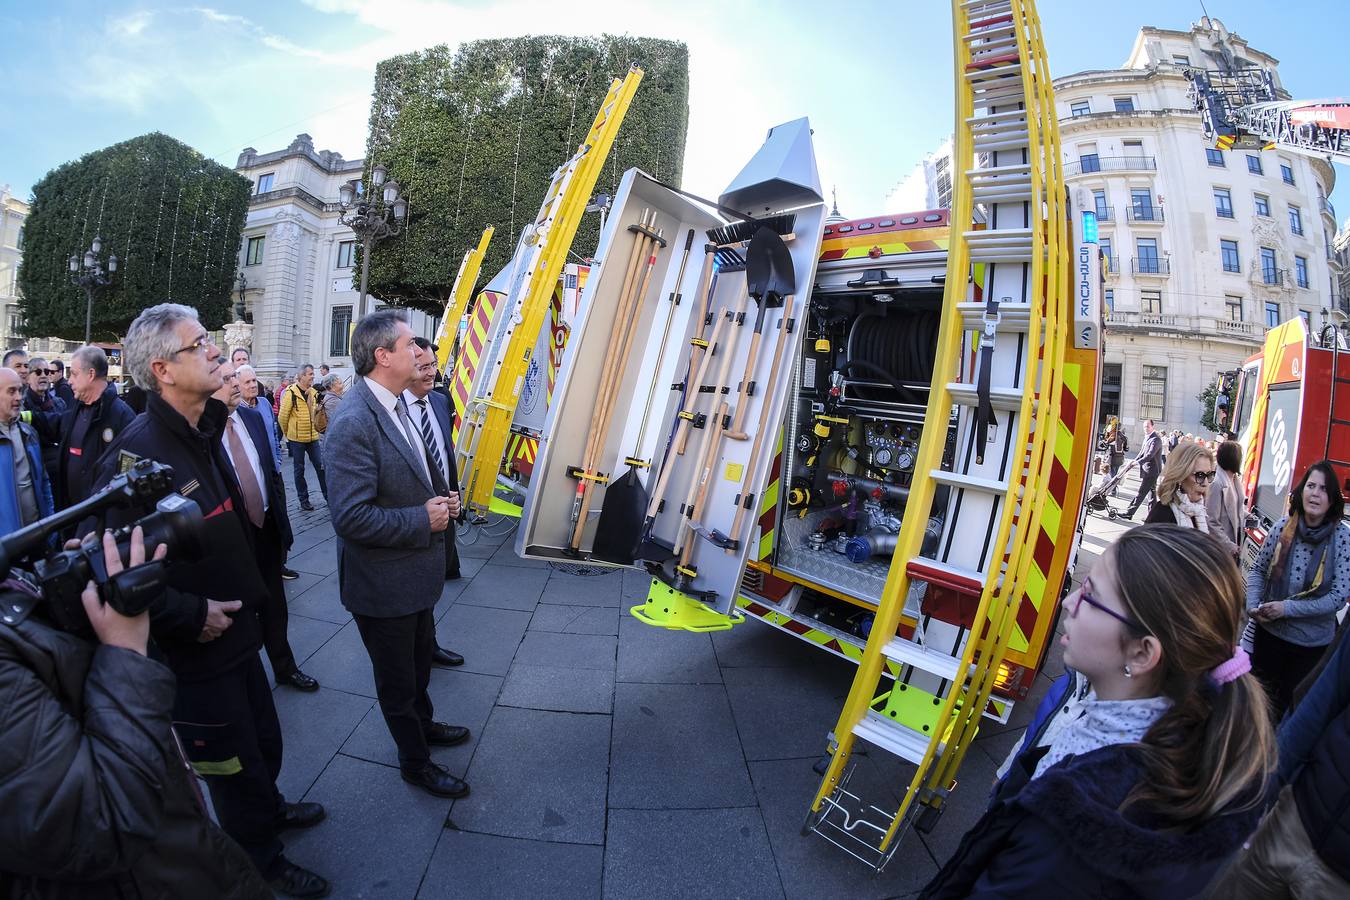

{"left": 262, "top": 462, "right": 1124, "bottom": 899}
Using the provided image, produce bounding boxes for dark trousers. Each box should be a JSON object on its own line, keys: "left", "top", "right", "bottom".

{"left": 1124, "top": 469, "right": 1158, "bottom": 518}
{"left": 446, "top": 519, "right": 460, "bottom": 578}
{"left": 1252, "top": 625, "right": 1327, "bottom": 721}
{"left": 257, "top": 530, "right": 298, "bottom": 679}
{"left": 290, "top": 440, "right": 327, "bottom": 502}
{"left": 173, "top": 653, "right": 285, "bottom": 876}
{"left": 354, "top": 608, "right": 436, "bottom": 768}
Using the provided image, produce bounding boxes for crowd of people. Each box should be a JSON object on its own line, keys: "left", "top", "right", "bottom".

{"left": 1, "top": 308, "right": 1348, "bottom": 898}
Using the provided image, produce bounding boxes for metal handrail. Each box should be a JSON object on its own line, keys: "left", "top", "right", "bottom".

{"left": 1126, "top": 205, "right": 1165, "bottom": 223}
{"left": 1065, "top": 155, "right": 1157, "bottom": 176}
{"left": 1132, "top": 257, "right": 1171, "bottom": 275}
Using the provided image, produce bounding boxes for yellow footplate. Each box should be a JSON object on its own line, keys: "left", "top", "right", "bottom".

{"left": 630, "top": 579, "right": 743, "bottom": 632}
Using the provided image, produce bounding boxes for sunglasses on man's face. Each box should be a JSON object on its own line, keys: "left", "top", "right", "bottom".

{"left": 31, "top": 368, "right": 55, "bottom": 376}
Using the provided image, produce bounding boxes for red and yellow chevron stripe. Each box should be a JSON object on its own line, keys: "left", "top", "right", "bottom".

{"left": 451, "top": 289, "right": 506, "bottom": 445}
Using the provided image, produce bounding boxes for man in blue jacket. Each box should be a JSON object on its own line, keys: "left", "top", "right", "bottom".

{"left": 0, "top": 366, "right": 54, "bottom": 534}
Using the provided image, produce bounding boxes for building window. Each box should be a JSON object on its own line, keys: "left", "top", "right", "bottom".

{"left": 330, "top": 305, "right": 353, "bottom": 357}
{"left": 337, "top": 240, "right": 356, "bottom": 269}
{"left": 1141, "top": 365, "right": 1167, "bottom": 421}
{"left": 1226, "top": 295, "right": 1243, "bottom": 320}
{"left": 1207, "top": 148, "right": 1226, "bottom": 167}
{"left": 1100, "top": 237, "right": 1114, "bottom": 273}
{"left": 7, "top": 312, "right": 20, "bottom": 336}
{"left": 1093, "top": 189, "right": 1109, "bottom": 219}
{"left": 1123, "top": 139, "right": 1144, "bottom": 157}
{"left": 1261, "top": 247, "right": 1279, "bottom": 284}
{"left": 1101, "top": 362, "right": 1122, "bottom": 421}
{"left": 1136, "top": 237, "right": 1160, "bottom": 273}
{"left": 1104, "top": 289, "right": 1114, "bottom": 311}
{"left": 256, "top": 173, "right": 274, "bottom": 194}
{"left": 1172, "top": 54, "right": 1191, "bottom": 66}
{"left": 1113, "top": 97, "right": 1135, "bottom": 112}
{"left": 1300, "top": 310, "right": 1312, "bottom": 329}
{"left": 245, "top": 236, "right": 265, "bottom": 266}
{"left": 1079, "top": 152, "right": 1101, "bottom": 173}
{"left": 1214, "top": 188, "right": 1234, "bottom": 218}
{"left": 1130, "top": 188, "right": 1156, "bottom": 220}
{"left": 1295, "top": 255, "right": 1309, "bottom": 288}
{"left": 1141, "top": 289, "right": 1163, "bottom": 315}
{"left": 1220, "top": 239, "right": 1241, "bottom": 273}
{"left": 1289, "top": 205, "right": 1303, "bottom": 236}
{"left": 1071, "top": 100, "right": 1091, "bottom": 118}
{"left": 1254, "top": 193, "right": 1270, "bottom": 217}
{"left": 14, "top": 227, "right": 22, "bottom": 251}
{"left": 1265, "top": 301, "right": 1281, "bottom": 327}
{"left": 1247, "top": 155, "right": 1263, "bottom": 175}
{"left": 1281, "top": 163, "right": 1295, "bottom": 185}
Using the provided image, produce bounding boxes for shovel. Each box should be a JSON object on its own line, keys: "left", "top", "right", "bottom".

{"left": 726, "top": 227, "right": 794, "bottom": 438}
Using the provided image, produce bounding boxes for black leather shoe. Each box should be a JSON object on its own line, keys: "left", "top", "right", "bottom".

{"left": 425, "top": 722, "right": 471, "bottom": 746}
{"left": 275, "top": 801, "right": 326, "bottom": 831}
{"left": 281, "top": 566, "right": 300, "bottom": 581}
{"left": 268, "top": 858, "right": 331, "bottom": 898}
{"left": 401, "top": 762, "right": 470, "bottom": 798}
{"left": 279, "top": 670, "right": 320, "bottom": 692}
{"left": 433, "top": 646, "right": 464, "bottom": 667}
{"left": 300, "top": 500, "right": 315, "bottom": 511}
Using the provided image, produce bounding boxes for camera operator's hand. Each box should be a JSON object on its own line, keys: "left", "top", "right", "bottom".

{"left": 81, "top": 527, "right": 167, "bottom": 656}
{"left": 198, "top": 599, "right": 243, "bottom": 643}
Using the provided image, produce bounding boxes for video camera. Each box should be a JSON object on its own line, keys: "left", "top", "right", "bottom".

{"left": 0, "top": 459, "right": 206, "bottom": 634}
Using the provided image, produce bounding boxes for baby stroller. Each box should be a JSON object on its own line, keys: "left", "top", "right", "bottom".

{"left": 1085, "top": 460, "right": 1134, "bottom": 518}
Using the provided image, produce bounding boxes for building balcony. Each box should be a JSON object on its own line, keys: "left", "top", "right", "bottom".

{"left": 1131, "top": 257, "right": 1171, "bottom": 276}
{"left": 1322, "top": 196, "right": 1338, "bottom": 221}
{"left": 1102, "top": 255, "right": 1120, "bottom": 277}
{"left": 1126, "top": 205, "right": 1165, "bottom": 224}
{"left": 1261, "top": 268, "right": 1286, "bottom": 287}
{"left": 1093, "top": 206, "right": 1115, "bottom": 222}
{"left": 1065, "top": 155, "right": 1157, "bottom": 177}
{"left": 1104, "top": 310, "right": 1266, "bottom": 343}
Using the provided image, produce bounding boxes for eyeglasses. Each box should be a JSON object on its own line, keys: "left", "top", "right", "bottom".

{"left": 1189, "top": 470, "right": 1217, "bottom": 484}
{"left": 171, "top": 333, "right": 217, "bottom": 357}
{"left": 30, "top": 368, "right": 55, "bottom": 376}
{"left": 1071, "top": 578, "right": 1149, "bottom": 633}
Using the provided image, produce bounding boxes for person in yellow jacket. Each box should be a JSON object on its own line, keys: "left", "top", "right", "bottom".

{"left": 278, "top": 364, "right": 327, "bottom": 511}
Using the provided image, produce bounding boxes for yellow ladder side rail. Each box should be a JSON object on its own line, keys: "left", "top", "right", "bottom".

{"left": 436, "top": 225, "right": 495, "bottom": 375}
{"left": 461, "top": 68, "right": 642, "bottom": 513}
{"left": 921, "top": 0, "right": 1071, "bottom": 796}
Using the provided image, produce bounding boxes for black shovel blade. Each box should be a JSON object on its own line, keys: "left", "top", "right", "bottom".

{"left": 747, "top": 226, "right": 795, "bottom": 309}
{"left": 591, "top": 466, "right": 648, "bottom": 565}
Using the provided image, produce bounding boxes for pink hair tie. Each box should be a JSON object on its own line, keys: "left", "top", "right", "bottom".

{"left": 1211, "top": 646, "right": 1251, "bottom": 686}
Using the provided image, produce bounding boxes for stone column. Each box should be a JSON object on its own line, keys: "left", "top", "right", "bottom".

{"left": 254, "top": 212, "right": 306, "bottom": 379}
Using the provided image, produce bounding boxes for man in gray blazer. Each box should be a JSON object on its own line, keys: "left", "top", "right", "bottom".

{"left": 324, "top": 310, "right": 470, "bottom": 799}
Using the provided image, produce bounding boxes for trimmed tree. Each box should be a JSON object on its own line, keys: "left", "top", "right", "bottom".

{"left": 363, "top": 35, "right": 690, "bottom": 314}
{"left": 18, "top": 132, "right": 252, "bottom": 341}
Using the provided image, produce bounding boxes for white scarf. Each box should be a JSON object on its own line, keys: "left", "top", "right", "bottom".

{"left": 1033, "top": 692, "right": 1172, "bottom": 779}
{"left": 1171, "top": 493, "right": 1209, "bottom": 532}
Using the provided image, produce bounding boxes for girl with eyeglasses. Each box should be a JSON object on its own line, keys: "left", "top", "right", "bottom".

{"left": 921, "top": 526, "right": 1274, "bottom": 899}
{"left": 1144, "top": 440, "right": 1217, "bottom": 530}
{"left": 1246, "top": 460, "right": 1350, "bottom": 721}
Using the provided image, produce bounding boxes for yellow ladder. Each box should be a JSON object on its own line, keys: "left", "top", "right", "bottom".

{"left": 803, "top": 0, "right": 1069, "bottom": 869}
{"left": 435, "top": 225, "right": 495, "bottom": 375}
{"left": 456, "top": 67, "right": 643, "bottom": 515}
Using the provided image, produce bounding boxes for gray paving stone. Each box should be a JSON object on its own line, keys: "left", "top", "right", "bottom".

{"left": 918, "top": 738, "right": 1000, "bottom": 868}
{"left": 748, "top": 757, "right": 936, "bottom": 899}
{"left": 616, "top": 615, "right": 721, "bottom": 684}
{"left": 286, "top": 613, "right": 345, "bottom": 671}
{"left": 300, "top": 621, "right": 376, "bottom": 698}
{"left": 288, "top": 536, "right": 337, "bottom": 576}
{"left": 455, "top": 564, "right": 549, "bottom": 612}
{"left": 436, "top": 604, "right": 532, "bottom": 677}
{"left": 288, "top": 521, "right": 335, "bottom": 555}
{"left": 621, "top": 568, "right": 656, "bottom": 605}
{"left": 489, "top": 536, "right": 551, "bottom": 568}
{"left": 282, "top": 567, "right": 325, "bottom": 601}
{"left": 453, "top": 706, "right": 610, "bottom": 845}
{"left": 514, "top": 631, "right": 617, "bottom": 671}
{"left": 529, "top": 603, "right": 620, "bottom": 636}
{"left": 340, "top": 668, "right": 503, "bottom": 776}
{"left": 419, "top": 831, "right": 603, "bottom": 900}
{"left": 455, "top": 524, "right": 512, "bottom": 559}
{"left": 539, "top": 570, "right": 623, "bottom": 607}
{"left": 723, "top": 663, "right": 854, "bottom": 761}
{"left": 711, "top": 619, "right": 825, "bottom": 668}
{"left": 498, "top": 662, "right": 614, "bottom": 714}
{"left": 603, "top": 807, "right": 783, "bottom": 900}
{"left": 286, "top": 572, "right": 351, "bottom": 626}
{"left": 283, "top": 754, "right": 449, "bottom": 898}
{"left": 609, "top": 682, "right": 755, "bottom": 809}
{"left": 273, "top": 686, "right": 373, "bottom": 801}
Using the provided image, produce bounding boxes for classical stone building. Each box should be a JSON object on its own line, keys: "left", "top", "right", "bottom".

{"left": 233, "top": 134, "right": 439, "bottom": 380}
{"left": 0, "top": 185, "right": 28, "bottom": 352}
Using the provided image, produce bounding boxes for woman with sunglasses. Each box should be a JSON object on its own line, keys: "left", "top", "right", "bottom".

{"left": 1143, "top": 440, "right": 1216, "bottom": 530}
{"left": 1246, "top": 460, "right": 1350, "bottom": 721}
{"left": 921, "top": 526, "right": 1274, "bottom": 899}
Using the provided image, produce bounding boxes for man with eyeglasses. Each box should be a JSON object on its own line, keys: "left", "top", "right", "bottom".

{"left": 49, "top": 358, "right": 76, "bottom": 407}
{"left": 90, "top": 304, "right": 332, "bottom": 898}
{"left": 22, "top": 358, "right": 67, "bottom": 476}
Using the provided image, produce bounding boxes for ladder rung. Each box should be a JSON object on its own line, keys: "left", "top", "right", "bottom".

{"left": 930, "top": 470, "right": 1009, "bottom": 496}
{"left": 972, "top": 88, "right": 1026, "bottom": 108}
{"left": 881, "top": 637, "right": 969, "bottom": 684}
{"left": 959, "top": 302, "right": 1033, "bottom": 331}
{"left": 853, "top": 710, "right": 932, "bottom": 765}
{"left": 972, "top": 134, "right": 1029, "bottom": 154}
{"left": 961, "top": 0, "right": 1011, "bottom": 11}
{"left": 971, "top": 186, "right": 1032, "bottom": 204}
{"left": 967, "top": 163, "right": 1031, "bottom": 178}
{"left": 966, "top": 54, "right": 1020, "bottom": 73}
{"left": 908, "top": 558, "right": 991, "bottom": 595}
{"left": 967, "top": 109, "right": 1029, "bottom": 125}
{"left": 946, "top": 382, "right": 1025, "bottom": 412}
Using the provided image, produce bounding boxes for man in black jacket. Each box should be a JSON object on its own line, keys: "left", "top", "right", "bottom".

{"left": 91, "top": 304, "right": 330, "bottom": 899}
{"left": 55, "top": 345, "right": 137, "bottom": 510}
{"left": 0, "top": 529, "right": 272, "bottom": 899}
{"left": 1123, "top": 418, "right": 1163, "bottom": 519}
{"left": 49, "top": 358, "right": 76, "bottom": 407}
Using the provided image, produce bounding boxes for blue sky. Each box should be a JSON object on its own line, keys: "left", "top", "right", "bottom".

{"left": 1, "top": 0, "right": 1346, "bottom": 222}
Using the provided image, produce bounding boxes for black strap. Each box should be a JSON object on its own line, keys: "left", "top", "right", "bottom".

{"left": 974, "top": 297, "right": 1000, "bottom": 465}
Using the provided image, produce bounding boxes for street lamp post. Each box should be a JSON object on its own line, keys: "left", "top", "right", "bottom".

{"left": 336, "top": 163, "right": 407, "bottom": 319}
{"left": 68, "top": 236, "right": 118, "bottom": 344}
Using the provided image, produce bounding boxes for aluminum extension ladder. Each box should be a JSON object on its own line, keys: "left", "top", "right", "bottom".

{"left": 455, "top": 67, "right": 643, "bottom": 516}
{"left": 434, "top": 225, "right": 495, "bottom": 375}
{"left": 802, "top": 0, "right": 1070, "bottom": 869}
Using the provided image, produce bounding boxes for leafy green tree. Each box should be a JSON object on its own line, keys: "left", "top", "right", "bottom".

{"left": 18, "top": 133, "right": 251, "bottom": 341}
{"left": 364, "top": 35, "right": 690, "bottom": 314}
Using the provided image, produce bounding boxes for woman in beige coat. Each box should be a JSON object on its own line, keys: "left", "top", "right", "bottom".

{"left": 1205, "top": 439, "right": 1246, "bottom": 562}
